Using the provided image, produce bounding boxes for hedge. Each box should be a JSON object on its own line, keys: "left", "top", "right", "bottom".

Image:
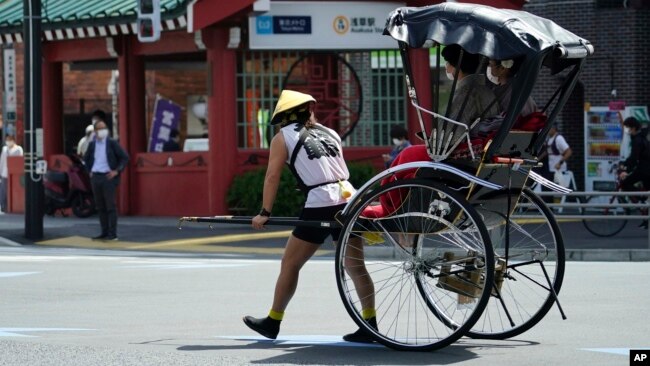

{"left": 227, "top": 163, "right": 378, "bottom": 217}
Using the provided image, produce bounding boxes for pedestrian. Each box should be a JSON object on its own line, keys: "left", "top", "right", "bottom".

{"left": 77, "top": 125, "right": 95, "bottom": 156}
{"left": 243, "top": 90, "right": 377, "bottom": 343}
{"left": 83, "top": 117, "right": 129, "bottom": 241}
{"left": 0, "top": 135, "right": 23, "bottom": 214}
{"left": 540, "top": 123, "right": 572, "bottom": 185}
{"left": 620, "top": 117, "right": 650, "bottom": 228}
{"left": 382, "top": 125, "right": 411, "bottom": 168}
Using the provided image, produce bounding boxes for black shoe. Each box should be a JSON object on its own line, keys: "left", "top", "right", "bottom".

{"left": 92, "top": 234, "right": 108, "bottom": 240}
{"left": 639, "top": 221, "right": 648, "bottom": 229}
{"left": 243, "top": 316, "right": 280, "bottom": 339}
{"left": 343, "top": 317, "right": 377, "bottom": 343}
{"left": 105, "top": 236, "right": 119, "bottom": 241}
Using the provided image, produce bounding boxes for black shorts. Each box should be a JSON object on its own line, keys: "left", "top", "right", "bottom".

{"left": 292, "top": 203, "right": 346, "bottom": 244}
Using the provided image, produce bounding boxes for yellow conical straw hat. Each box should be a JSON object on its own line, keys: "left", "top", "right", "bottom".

{"left": 271, "top": 90, "right": 316, "bottom": 125}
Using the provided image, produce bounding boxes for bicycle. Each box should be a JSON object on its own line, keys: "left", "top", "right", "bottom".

{"left": 582, "top": 163, "right": 648, "bottom": 237}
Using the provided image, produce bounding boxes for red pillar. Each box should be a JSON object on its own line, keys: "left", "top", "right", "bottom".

{"left": 205, "top": 27, "right": 238, "bottom": 214}
{"left": 118, "top": 37, "right": 146, "bottom": 215}
{"left": 42, "top": 60, "right": 63, "bottom": 159}
{"left": 406, "top": 48, "right": 432, "bottom": 143}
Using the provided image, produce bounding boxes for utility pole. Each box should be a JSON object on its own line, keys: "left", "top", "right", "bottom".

{"left": 23, "top": 0, "right": 44, "bottom": 240}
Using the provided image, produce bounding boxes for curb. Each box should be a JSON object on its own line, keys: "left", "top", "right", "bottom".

{"left": 565, "top": 249, "right": 650, "bottom": 262}
{"left": 363, "top": 247, "right": 650, "bottom": 262}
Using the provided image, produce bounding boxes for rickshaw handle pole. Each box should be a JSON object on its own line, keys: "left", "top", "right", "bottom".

{"left": 178, "top": 216, "right": 341, "bottom": 229}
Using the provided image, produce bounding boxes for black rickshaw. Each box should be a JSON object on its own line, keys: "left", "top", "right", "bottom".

{"left": 182, "top": 2, "right": 594, "bottom": 351}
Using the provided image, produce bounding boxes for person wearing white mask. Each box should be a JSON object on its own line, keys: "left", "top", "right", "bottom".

{"left": 442, "top": 44, "right": 501, "bottom": 127}
{"left": 487, "top": 58, "right": 537, "bottom": 117}
{"left": 0, "top": 135, "right": 23, "bottom": 214}
{"left": 83, "top": 116, "right": 129, "bottom": 241}
{"left": 382, "top": 125, "right": 411, "bottom": 168}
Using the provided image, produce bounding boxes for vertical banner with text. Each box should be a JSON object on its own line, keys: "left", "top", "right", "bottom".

{"left": 148, "top": 96, "right": 181, "bottom": 152}
{"left": 3, "top": 48, "right": 17, "bottom": 136}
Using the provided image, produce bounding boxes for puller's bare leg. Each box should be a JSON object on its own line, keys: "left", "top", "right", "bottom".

{"left": 271, "top": 234, "right": 321, "bottom": 312}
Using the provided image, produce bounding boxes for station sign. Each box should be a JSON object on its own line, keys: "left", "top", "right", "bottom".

{"left": 249, "top": 1, "right": 404, "bottom": 50}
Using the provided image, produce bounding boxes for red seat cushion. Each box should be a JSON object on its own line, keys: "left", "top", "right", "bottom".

{"left": 513, "top": 111, "right": 547, "bottom": 131}
{"left": 360, "top": 145, "right": 429, "bottom": 218}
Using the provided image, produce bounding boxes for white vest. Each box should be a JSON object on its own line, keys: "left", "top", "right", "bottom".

{"left": 281, "top": 123, "right": 355, "bottom": 208}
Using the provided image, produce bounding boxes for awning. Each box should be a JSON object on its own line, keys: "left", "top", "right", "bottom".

{"left": 0, "top": 0, "right": 189, "bottom": 44}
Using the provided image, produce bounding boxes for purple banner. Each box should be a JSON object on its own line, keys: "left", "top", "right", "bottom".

{"left": 148, "top": 97, "right": 181, "bottom": 152}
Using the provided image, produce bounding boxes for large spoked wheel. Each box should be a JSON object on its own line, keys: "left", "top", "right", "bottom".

{"left": 468, "top": 187, "right": 565, "bottom": 339}
{"left": 582, "top": 195, "right": 628, "bottom": 237}
{"left": 335, "top": 179, "right": 494, "bottom": 351}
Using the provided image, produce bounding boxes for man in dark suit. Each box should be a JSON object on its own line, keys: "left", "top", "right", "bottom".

{"left": 84, "top": 119, "right": 129, "bottom": 241}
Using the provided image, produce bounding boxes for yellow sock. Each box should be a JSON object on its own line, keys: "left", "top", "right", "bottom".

{"left": 361, "top": 308, "right": 376, "bottom": 320}
{"left": 268, "top": 309, "right": 284, "bottom": 321}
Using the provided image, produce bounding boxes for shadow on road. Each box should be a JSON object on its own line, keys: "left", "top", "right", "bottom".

{"left": 177, "top": 338, "right": 539, "bottom": 365}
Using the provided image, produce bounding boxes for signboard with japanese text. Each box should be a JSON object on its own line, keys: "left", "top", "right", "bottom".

{"left": 3, "top": 48, "right": 17, "bottom": 136}
{"left": 148, "top": 97, "right": 181, "bottom": 152}
{"left": 249, "top": 1, "right": 404, "bottom": 50}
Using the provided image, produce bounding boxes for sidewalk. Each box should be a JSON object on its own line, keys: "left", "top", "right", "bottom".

{"left": 1, "top": 213, "right": 649, "bottom": 260}
{"left": 0, "top": 213, "right": 297, "bottom": 256}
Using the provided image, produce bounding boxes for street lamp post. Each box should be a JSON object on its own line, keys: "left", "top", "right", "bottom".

{"left": 23, "top": 0, "right": 44, "bottom": 240}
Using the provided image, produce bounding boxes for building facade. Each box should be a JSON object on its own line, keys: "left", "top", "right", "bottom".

{"left": 524, "top": 0, "right": 650, "bottom": 188}
{"left": 9, "top": 0, "right": 612, "bottom": 217}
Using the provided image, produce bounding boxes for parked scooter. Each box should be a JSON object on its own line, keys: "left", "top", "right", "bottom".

{"left": 44, "top": 154, "right": 95, "bottom": 218}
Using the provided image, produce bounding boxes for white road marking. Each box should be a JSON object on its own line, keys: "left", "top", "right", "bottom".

{"left": 0, "top": 328, "right": 95, "bottom": 338}
{"left": 0, "top": 272, "right": 41, "bottom": 278}
{"left": 217, "top": 335, "right": 383, "bottom": 348}
{"left": 582, "top": 348, "right": 650, "bottom": 356}
{"left": 0, "top": 237, "right": 21, "bottom": 247}
{"left": 120, "top": 263, "right": 250, "bottom": 270}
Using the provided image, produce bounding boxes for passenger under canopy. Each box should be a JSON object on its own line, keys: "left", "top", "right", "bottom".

{"left": 382, "top": 2, "right": 594, "bottom": 163}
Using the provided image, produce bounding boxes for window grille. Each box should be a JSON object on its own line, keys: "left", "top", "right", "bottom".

{"left": 236, "top": 50, "right": 406, "bottom": 148}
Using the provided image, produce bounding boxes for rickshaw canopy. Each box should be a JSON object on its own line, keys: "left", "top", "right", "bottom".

{"left": 383, "top": 2, "right": 594, "bottom": 62}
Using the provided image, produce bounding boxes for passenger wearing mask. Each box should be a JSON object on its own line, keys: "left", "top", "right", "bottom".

{"left": 442, "top": 44, "right": 501, "bottom": 127}
{"left": 486, "top": 58, "right": 537, "bottom": 117}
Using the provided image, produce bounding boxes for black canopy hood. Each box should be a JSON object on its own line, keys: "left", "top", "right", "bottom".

{"left": 383, "top": 2, "right": 594, "bottom": 62}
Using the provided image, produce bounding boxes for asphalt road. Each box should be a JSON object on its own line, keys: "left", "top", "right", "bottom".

{"left": 1, "top": 245, "right": 648, "bottom": 366}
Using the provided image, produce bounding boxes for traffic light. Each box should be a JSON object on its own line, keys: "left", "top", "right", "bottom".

{"left": 137, "top": 0, "right": 161, "bottom": 42}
